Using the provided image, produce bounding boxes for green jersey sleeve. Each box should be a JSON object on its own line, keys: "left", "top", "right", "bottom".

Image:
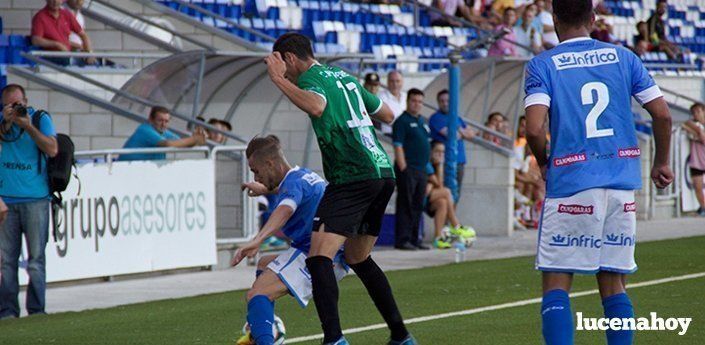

{"left": 360, "top": 85, "right": 383, "bottom": 115}
{"left": 297, "top": 73, "right": 328, "bottom": 103}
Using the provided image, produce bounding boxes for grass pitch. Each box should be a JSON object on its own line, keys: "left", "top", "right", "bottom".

{"left": 1, "top": 236, "right": 703, "bottom": 344}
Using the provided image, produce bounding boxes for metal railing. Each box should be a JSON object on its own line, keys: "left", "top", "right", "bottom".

{"left": 28, "top": 51, "right": 171, "bottom": 70}
{"left": 74, "top": 146, "right": 257, "bottom": 244}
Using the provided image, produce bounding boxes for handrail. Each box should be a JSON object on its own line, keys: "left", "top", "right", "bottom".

{"left": 75, "top": 146, "right": 211, "bottom": 157}
{"left": 660, "top": 86, "right": 702, "bottom": 106}
{"left": 84, "top": 0, "right": 214, "bottom": 52}
{"left": 29, "top": 51, "right": 171, "bottom": 59}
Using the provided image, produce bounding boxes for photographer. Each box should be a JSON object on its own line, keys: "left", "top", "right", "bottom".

{"left": 0, "top": 84, "right": 58, "bottom": 319}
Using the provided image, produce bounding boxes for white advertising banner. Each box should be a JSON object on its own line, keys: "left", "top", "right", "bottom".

{"left": 680, "top": 134, "right": 705, "bottom": 212}
{"left": 19, "top": 159, "right": 217, "bottom": 285}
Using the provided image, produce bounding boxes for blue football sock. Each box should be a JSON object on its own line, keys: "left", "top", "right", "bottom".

{"left": 247, "top": 295, "right": 275, "bottom": 345}
{"left": 602, "top": 293, "right": 634, "bottom": 345}
{"left": 541, "top": 289, "right": 574, "bottom": 345}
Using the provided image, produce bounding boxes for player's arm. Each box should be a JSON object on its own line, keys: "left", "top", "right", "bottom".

{"left": 525, "top": 105, "right": 550, "bottom": 170}
{"left": 242, "top": 181, "right": 278, "bottom": 197}
{"left": 265, "top": 52, "right": 326, "bottom": 118}
{"left": 360, "top": 84, "right": 394, "bottom": 124}
{"left": 231, "top": 205, "right": 294, "bottom": 267}
{"left": 643, "top": 98, "right": 674, "bottom": 189}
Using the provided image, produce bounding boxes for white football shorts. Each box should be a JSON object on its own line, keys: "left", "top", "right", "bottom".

{"left": 536, "top": 188, "right": 637, "bottom": 274}
{"left": 267, "top": 247, "right": 349, "bottom": 307}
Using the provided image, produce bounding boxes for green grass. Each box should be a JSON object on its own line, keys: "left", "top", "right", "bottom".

{"left": 1, "top": 237, "right": 704, "bottom": 345}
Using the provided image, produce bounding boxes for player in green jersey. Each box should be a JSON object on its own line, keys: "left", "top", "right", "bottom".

{"left": 263, "top": 33, "right": 416, "bottom": 345}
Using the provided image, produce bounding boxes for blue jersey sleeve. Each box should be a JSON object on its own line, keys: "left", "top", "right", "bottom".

{"left": 628, "top": 51, "right": 662, "bottom": 105}
{"left": 277, "top": 178, "right": 304, "bottom": 212}
{"left": 524, "top": 58, "right": 552, "bottom": 108}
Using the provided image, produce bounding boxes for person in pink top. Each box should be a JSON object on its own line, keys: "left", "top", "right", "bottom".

{"left": 683, "top": 102, "right": 705, "bottom": 216}
{"left": 488, "top": 7, "right": 518, "bottom": 57}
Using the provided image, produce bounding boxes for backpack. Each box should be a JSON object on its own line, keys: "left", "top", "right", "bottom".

{"left": 32, "top": 110, "right": 77, "bottom": 240}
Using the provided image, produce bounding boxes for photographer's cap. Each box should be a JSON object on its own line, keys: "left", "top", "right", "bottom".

{"left": 364, "top": 73, "right": 380, "bottom": 86}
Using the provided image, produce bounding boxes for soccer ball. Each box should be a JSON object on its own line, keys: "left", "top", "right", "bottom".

{"left": 241, "top": 315, "right": 286, "bottom": 345}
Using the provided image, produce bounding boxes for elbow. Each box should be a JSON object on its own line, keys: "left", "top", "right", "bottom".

{"left": 525, "top": 127, "right": 543, "bottom": 140}
{"left": 379, "top": 112, "right": 394, "bottom": 124}
{"left": 309, "top": 107, "right": 324, "bottom": 118}
{"left": 47, "top": 146, "right": 59, "bottom": 158}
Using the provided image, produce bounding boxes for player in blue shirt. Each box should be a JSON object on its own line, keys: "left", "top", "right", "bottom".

{"left": 524, "top": 1, "right": 673, "bottom": 344}
{"left": 231, "top": 135, "right": 347, "bottom": 345}
{"left": 118, "top": 106, "right": 206, "bottom": 161}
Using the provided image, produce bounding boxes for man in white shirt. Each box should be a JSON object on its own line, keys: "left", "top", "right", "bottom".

{"left": 65, "top": 0, "right": 96, "bottom": 65}
{"left": 377, "top": 70, "right": 406, "bottom": 136}
{"left": 514, "top": 3, "right": 543, "bottom": 57}
{"left": 534, "top": 0, "right": 559, "bottom": 48}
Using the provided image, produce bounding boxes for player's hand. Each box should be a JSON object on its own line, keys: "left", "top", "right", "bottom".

{"left": 651, "top": 164, "right": 674, "bottom": 189}
{"left": 231, "top": 241, "right": 260, "bottom": 267}
{"left": 242, "top": 181, "right": 269, "bottom": 197}
{"left": 264, "top": 52, "right": 287, "bottom": 81}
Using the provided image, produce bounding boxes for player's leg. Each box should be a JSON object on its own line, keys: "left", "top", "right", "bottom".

{"left": 306, "top": 229, "right": 348, "bottom": 344}
{"left": 536, "top": 189, "right": 606, "bottom": 345}
{"left": 541, "top": 272, "right": 575, "bottom": 345}
{"left": 345, "top": 235, "right": 410, "bottom": 343}
{"left": 256, "top": 255, "right": 277, "bottom": 278}
{"left": 597, "top": 189, "right": 639, "bottom": 345}
{"left": 245, "top": 269, "right": 290, "bottom": 345}
{"left": 344, "top": 179, "right": 412, "bottom": 343}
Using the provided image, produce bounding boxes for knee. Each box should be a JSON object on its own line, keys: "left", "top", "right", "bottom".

{"left": 442, "top": 187, "right": 453, "bottom": 198}
{"left": 246, "top": 287, "right": 273, "bottom": 302}
{"left": 256, "top": 260, "right": 268, "bottom": 271}
{"left": 344, "top": 252, "right": 367, "bottom": 266}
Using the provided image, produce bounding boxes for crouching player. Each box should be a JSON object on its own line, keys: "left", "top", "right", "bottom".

{"left": 231, "top": 135, "right": 348, "bottom": 345}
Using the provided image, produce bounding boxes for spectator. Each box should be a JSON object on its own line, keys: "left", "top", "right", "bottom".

{"left": 488, "top": 7, "right": 518, "bottom": 57}
{"left": 534, "top": 0, "right": 558, "bottom": 48}
{"left": 483, "top": 111, "right": 508, "bottom": 144}
{"left": 429, "top": 0, "right": 485, "bottom": 27}
{"left": 363, "top": 72, "right": 381, "bottom": 95}
{"left": 0, "top": 84, "right": 59, "bottom": 319}
{"left": 425, "top": 142, "right": 474, "bottom": 248}
{"left": 65, "top": 0, "right": 99, "bottom": 66}
{"left": 647, "top": 0, "right": 680, "bottom": 60}
{"left": 514, "top": 4, "right": 543, "bottom": 57}
{"left": 683, "top": 103, "right": 705, "bottom": 216}
{"left": 429, "top": 89, "right": 475, "bottom": 200}
{"left": 393, "top": 88, "right": 431, "bottom": 251}
{"left": 634, "top": 21, "right": 652, "bottom": 57}
{"left": 590, "top": 18, "right": 616, "bottom": 44}
{"left": 491, "top": 0, "right": 531, "bottom": 14}
{"left": 378, "top": 70, "right": 406, "bottom": 135}
{"left": 206, "top": 118, "right": 232, "bottom": 144}
{"left": 31, "top": 0, "right": 94, "bottom": 66}
{"left": 119, "top": 106, "right": 206, "bottom": 161}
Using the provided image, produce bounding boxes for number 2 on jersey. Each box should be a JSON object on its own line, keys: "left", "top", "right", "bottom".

{"left": 336, "top": 80, "right": 373, "bottom": 128}
{"left": 582, "top": 82, "right": 614, "bottom": 139}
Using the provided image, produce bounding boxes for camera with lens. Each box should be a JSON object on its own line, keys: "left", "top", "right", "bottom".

{"left": 12, "top": 103, "right": 27, "bottom": 117}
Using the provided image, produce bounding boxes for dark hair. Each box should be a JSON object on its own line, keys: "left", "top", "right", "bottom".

{"left": 691, "top": 102, "right": 705, "bottom": 112}
{"left": 503, "top": 7, "right": 517, "bottom": 15}
{"left": 437, "top": 89, "right": 449, "bottom": 100}
{"left": 431, "top": 140, "right": 445, "bottom": 149}
{"left": 273, "top": 32, "right": 315, "bottom": 60}
{"left": 407, "top": 88, "right": 424, "bottom": 98}
{"left": 488, "top": 111, "right": 506, "bottom": 122}
{"left": 149, "top": 106, "right": 170, "bottom": 119}
{"left": 552, "top": 0, "right": 593, "bottom": 28}
{"left": 208, "top": 118, "right": 233, "bottom": 131}
{"left": 246, "top": 135, "right": 282, "bottom": 161}
{"left": 1, "top": 84, "right": 26, "bottom": 100}
{"left": 657, "top": 0, "right": 667, "bottom": 4}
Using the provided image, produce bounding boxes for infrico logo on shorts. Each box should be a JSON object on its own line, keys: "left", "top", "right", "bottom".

{"left": 624, "top": 202, "right": 637, "bottom": 212}
{"left": 552, "top": 48, "right": 620, "bottom": 70}
{"left": 618, "top": 147, "right": 641, "bottom": 158}
{"left": 558, "top": 204, "right": 594, "bottom": 215}
{"left": 553, "top": 153, "right": 587, "bottom": 167}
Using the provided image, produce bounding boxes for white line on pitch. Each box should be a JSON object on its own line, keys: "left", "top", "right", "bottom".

{"left": 286, "top": 271, "right": 705, "bottom": 343}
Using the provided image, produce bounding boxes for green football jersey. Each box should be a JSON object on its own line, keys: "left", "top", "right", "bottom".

{"left": 297, "top": 63, "right": 394, "bottom": 185}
